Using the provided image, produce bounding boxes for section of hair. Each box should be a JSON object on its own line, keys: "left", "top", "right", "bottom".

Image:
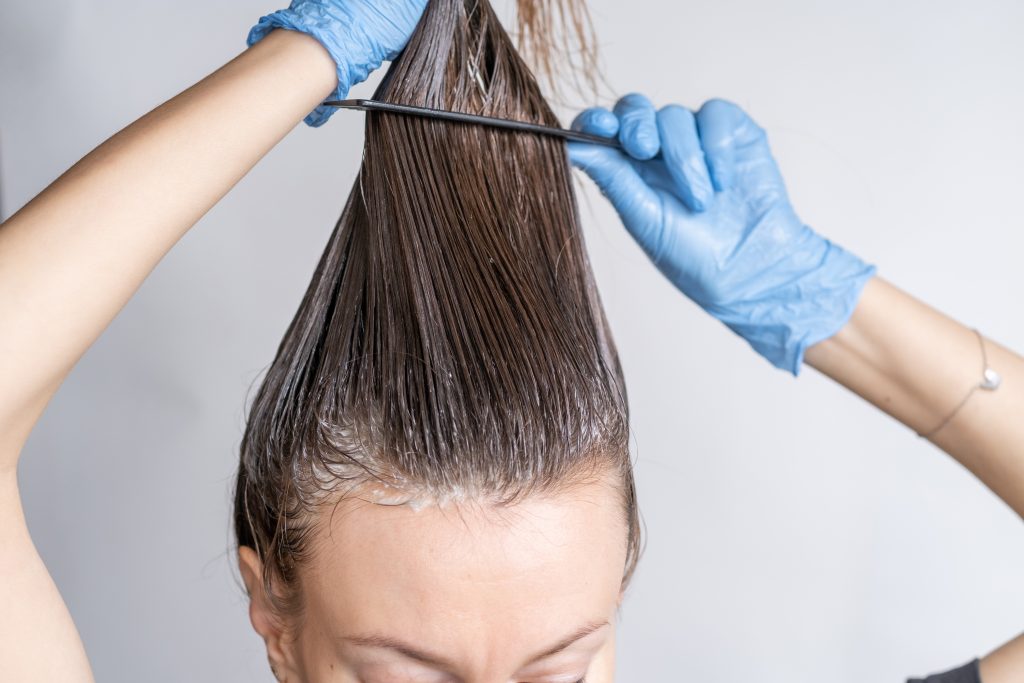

{"left": 234, "top": 0, "right": 640, "bottom": 617}
{"left": 514, "top": 0, "right": 601, "bottom": 98}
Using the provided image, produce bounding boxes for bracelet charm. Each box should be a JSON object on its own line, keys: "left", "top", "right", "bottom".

{"left": 981, "top": 366, "right": 1002, "bottom": 391}
{"left": 917, "top": 328, "right": 1000, "bottom": 439}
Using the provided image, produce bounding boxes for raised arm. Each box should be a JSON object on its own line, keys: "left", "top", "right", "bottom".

{"left": 0, "top": 29, "right": 337, "bottom": 682}
{"left": 804, "top": 277, "right": 1024, "bottom": 683}
{"left": 0, "top": 29, "right": 337, "bottom": 468}
{"left": 805, "top": 277, "right": 1024, "bottom": 518}
{"left": 0, "top": 2, "right": 428, "bottom": 679}
{"left": 567, "top": 94, "right": 1023, "bottom": 682}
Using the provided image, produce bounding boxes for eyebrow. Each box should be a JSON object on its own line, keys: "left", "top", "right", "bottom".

{"left": 340, "top": 618, "right": 610, "bottom": 670}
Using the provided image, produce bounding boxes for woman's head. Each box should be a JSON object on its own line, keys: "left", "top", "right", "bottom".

{"left": 233, "top": 0, "right": 640, "bottom": 679}
{"left": 239, "top": 466, "right": 630, "bottom": 681}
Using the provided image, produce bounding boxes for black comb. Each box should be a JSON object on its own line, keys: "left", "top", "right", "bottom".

{"left": 323, "top": 98, "right": 622, "bottom": 149}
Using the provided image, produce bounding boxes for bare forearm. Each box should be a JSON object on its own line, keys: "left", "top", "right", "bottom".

{"left": 0, "top": 28, "right": 336, "bottom": 465}
{"left": 805, "top": 276, "right": 1024, "bottom": 683}
{"left": 982, "top": 632, "right": 1024, "bottom": 683}
{"left": 804, "top": 276, "right": 1024, "bottom": 518}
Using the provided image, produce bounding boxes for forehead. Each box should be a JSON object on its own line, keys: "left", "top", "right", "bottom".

{"left": 297, "top": 473, "right": 628, "bottom": 666}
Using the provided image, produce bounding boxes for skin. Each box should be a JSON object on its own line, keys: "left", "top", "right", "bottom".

{"left": 0, "top": 20, "right": 1021, "bottom": 683}
{"left": 804, "top": 276, "right": 1024, "bottom": 681}
{"left": 238, "top": 474, "right": 628, "bottom": 682}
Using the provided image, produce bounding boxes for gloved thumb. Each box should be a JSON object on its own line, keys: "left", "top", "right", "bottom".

{"left": 567, "top": 142, "right": 661, "bottom": 237}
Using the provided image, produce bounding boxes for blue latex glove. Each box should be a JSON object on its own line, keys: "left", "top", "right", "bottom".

{"left": 568, "top": 94, "right": 876, "bottom": 375}
{"left": 247, "top": 0, "right": 428, "bottom": 127}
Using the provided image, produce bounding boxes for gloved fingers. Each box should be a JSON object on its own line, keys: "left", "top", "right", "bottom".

{"left": 695, "top": 98, "right": 748, "bottom": 191}
{"left": 656, "top": 105, "right": 714, "bottom": 212}
{"left": 571, "top": 107, "right": 620, "bottom": 139}
{"left": 612, "top": 93, "right": 661, "bottom": 161}
{"left": 374, "top": 0, "right": 431, "bottom": 60}
{"left": 567, "top": 142, "right": 662, "bottom": 241}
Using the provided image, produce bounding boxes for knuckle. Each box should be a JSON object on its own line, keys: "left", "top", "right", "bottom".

{"left": 616, "top": 92, "right": 655, "bottom": 119}
{"left": 619, "top": 92, "right": 652, "bottom": 107}
{"left": 578, "top": 108, "right": 601, "bottom": 126}
{"left": 573, "top": 107, "right": 613, "bottom": 134}
{"left": 700, "top": 97, "right": 740, "bottom": 118}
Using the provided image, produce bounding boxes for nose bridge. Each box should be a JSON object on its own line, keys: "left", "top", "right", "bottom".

{"left": 464, "top": 669, "right": 524, "bottom": 683}
{"left": 450, "top": 614, "right": 528, "bottom": 683}
{"left": 466, "top": 675, "right": 506, "bottom": 683}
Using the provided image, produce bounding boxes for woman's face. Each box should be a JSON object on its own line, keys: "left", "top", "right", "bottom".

{"left": 240, "top": 469, "right": 629, "bottom": 683}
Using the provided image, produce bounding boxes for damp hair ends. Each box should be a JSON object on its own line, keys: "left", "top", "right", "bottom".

{"left": 232, "top": 0, "right": 642, "bottom": 619}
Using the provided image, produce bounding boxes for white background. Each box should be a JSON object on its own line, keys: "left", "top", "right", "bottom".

{"left": 1, "top": 1, "right": 1022, "bottom": 681}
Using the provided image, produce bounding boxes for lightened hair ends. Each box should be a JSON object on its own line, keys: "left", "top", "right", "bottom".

{"left": 233, "top": 0, "right": 642, "bottom": 617}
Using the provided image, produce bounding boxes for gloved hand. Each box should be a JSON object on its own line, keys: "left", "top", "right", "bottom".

{"left": 568, "top": 94, "right": 876, "bottom": 375}
{"left": 247, "top": 0, "right": 429, "bottom": 127}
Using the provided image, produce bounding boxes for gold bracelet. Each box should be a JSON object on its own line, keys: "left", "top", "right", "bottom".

{"left": 917, "top": 328, "right": 1002, "bottom": 439}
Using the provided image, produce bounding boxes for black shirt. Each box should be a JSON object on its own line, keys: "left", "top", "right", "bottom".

{"left": 908, "top": 658, "right": 982, "bottom": 683}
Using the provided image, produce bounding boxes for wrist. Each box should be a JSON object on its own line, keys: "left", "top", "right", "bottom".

{"left": 715, "top": 239, "right": 876, "bottom": 376}
{"left": 247, "top": 9, "right": 358, "bottom": 127}
{"left": 249, "top": 27, "right": 339, "bottom": 103}
{"left": 803, "top": 277, "right": 985, "bottom": 431}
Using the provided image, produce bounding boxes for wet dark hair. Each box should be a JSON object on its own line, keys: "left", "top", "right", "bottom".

{"left": 233, "top": 0, "right": 641, "bottom": 619}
